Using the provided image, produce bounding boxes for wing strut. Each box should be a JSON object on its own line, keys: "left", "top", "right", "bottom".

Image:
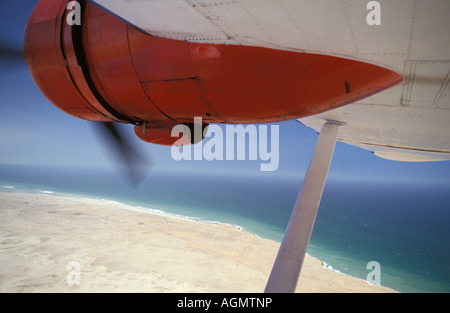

{"left": 265, "top": 121, "right": 342, "bottom": 293}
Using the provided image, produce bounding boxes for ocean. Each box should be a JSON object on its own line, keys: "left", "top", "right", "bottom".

{"left": 0, "top": 163, "right": 449, "bottom": 293}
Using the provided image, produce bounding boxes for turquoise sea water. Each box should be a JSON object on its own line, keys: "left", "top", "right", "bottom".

{"left": 0, "top": 164, "right": 449, "bottom": 293}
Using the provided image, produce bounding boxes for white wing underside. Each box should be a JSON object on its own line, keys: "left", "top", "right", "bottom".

{"left": 89, "top": 0, "right": 450, "bottom": 162}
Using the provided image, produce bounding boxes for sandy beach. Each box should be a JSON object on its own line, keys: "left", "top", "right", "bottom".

{"left": 0, "top": 191, "right": 396, "bottom": 293}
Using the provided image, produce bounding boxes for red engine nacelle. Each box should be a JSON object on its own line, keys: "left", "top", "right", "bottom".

{"left": 24, "top": 0, "right": 402, "bottom": 145}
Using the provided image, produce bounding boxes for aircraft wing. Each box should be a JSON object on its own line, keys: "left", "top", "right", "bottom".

{"left": 89, "top": 0, "right": 449, "bottom": 162}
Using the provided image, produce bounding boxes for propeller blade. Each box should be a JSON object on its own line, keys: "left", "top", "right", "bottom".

{"left": 0, "top": 40, "right": 24, "bottom": 61}
{"left": 93, "top": 122, "right": 151, "bottom": 186}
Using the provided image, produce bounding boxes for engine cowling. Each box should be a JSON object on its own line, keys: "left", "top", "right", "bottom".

{"left": 134, "top": 122, "right": 207, "bottom": 146}
{"left": 24, "top": 0, "right": 403, "bottom": 145}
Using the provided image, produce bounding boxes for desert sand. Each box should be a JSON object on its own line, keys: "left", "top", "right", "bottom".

{"left": 0, "top": 191, "right": 396, "bottom": 293}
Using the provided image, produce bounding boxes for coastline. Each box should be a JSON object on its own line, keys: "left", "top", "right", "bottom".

{"left": 0, "top": 191, "right": 397, "bottom": 293}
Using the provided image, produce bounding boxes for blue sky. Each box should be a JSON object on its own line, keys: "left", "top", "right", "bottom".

{"left": 1, "top": 0, "right": 449, "bottom": 186}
